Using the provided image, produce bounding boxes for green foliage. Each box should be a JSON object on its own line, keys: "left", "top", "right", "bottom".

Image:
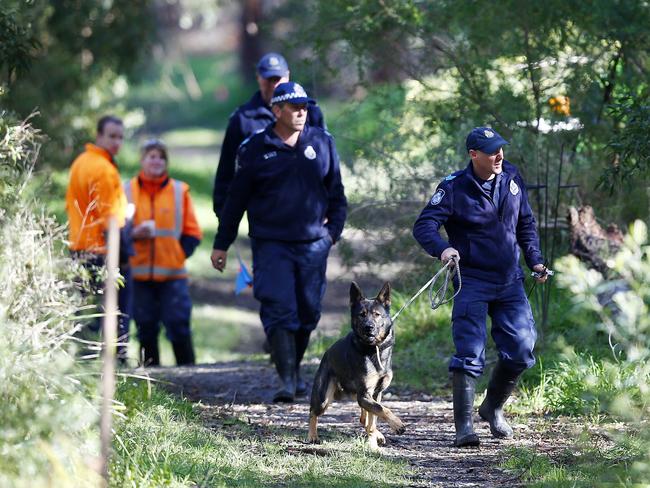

{"left": 517, "top": 354, "right": 644, "bottom": 416}
{"left": 606, "top": 90, "right": 650, "bottom": 185}
{"left": 127, "top": 53, "right": 256, "bottom": 133}
{"left": 271, "top": 0, "right": 650, "bottom": 271}
{"left": 0, "top": 0, "right": 156, "bottom": 167}
{"left": 0, "top": 113, "right": 101, "bottom": 486}
{"left": 111, "top": 379, "right": 413, "bottom": 487}
{"left": 503, "top": 432, "right": 649, "bottom": 487}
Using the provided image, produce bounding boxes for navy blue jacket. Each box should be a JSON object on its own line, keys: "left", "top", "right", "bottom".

{"left": 212, "top": 91, "right": 326, "bottom": 217}
{"left": 213, "top": 124, "right": 347, "bottom": 250}
{"left": 413, "top": 160, "right": 543, "bottom": 284}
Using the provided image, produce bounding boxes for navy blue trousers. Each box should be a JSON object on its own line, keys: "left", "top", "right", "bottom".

{"left": 132, "top": 278, "right": 192, "bottom": 343}
{"left": 251, "top": 236, "right": 331, "bottom": 337}
{"left": 449, "top": 276, "right": 537, "bottom": 377}
{"left": 76, "top": 253, "right": 132, "bottom": 352}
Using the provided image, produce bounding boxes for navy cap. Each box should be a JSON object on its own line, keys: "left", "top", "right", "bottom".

{"left": 256, "top": 52, "right": 289, "bottom": 79}
{"left": 465, "top": 127, "right": 509, "bottom": 154}
{"left": 270, "top": 82, "right": 312, "bottom": 105}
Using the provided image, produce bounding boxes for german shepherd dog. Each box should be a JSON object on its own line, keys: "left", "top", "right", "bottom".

{"left": 308, "top": 282, "right": 405, "bottom": 450}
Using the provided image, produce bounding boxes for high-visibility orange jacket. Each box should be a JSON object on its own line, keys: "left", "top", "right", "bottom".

{"left": 65, "top": 144, "right": 127, "bottom": 254}
{"left": 125, "top": 172, "right": 202, "bottom": 282}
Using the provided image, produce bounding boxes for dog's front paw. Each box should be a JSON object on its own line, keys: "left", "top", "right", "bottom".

{"left": 307, "top": 434, "right": 321, "bottom": 444}
{"left": 367, "top": 435, "right": 381, "bottom": 452}
{"left": 389, "top": 418, "right": 406, "bottom": 435}
{"left": 372, "top": 430, "right": 386, "bottom": 445}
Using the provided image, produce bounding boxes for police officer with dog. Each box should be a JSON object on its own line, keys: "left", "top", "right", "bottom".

{"left": 413, "top": 127, "right": 549, "bottom": 447}
{"left": 210, "top": 82, "right": 347, "bottom": 403}
{"left": 212, "top": 52, "right": 326, "bottom": 218}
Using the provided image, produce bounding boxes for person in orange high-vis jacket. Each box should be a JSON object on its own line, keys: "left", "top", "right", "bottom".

{"left": 126, "top": 139, "right": 203, "bottom": 366}
{"left": 65, "top": 115, "right": 133, "bottom": 362}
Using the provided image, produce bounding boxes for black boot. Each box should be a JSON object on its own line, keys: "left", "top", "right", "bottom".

{"left": 294, "top": 329, "right": 311, "bottom": 396}
{"left": 478, "top": 360, "right": 521, "bottom": 439}
{"left": 269, "top": 328, "right": 296, "bottom": 402}
{"left": 453, "top": 371, "right": 480, "bottom": 447}
{"left": 172, "top": 336, "right": 196, "bottom": 366}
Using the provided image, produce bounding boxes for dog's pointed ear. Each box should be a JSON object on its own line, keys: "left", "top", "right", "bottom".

{"left": 376, "top": 282, "right": 391, "bottom": 308}
{"left": 350, "top": 281, "right": 364, "bottom": 305}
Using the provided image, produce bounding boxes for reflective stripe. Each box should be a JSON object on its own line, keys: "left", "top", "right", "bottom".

{"left": 172, "top": 180, "right": 183, "bottom": 239}
{"left": 132, "top": 266, "right": 187, "bottom": 277}
{"left": 154, "top": 229, "right": 177, "bottom": 237}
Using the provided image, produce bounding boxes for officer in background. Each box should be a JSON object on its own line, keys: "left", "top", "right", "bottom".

{"left": 212, "top": 52, "right": 326, "bottom": 218}
{"left": 413, "top": 127, "right": 549, "bottom": 447}
{"left": 65, "top": 115, "right": 133, "bottom": 362}
{"left": 210, "top": 82, "right": 347, "bottom": 403}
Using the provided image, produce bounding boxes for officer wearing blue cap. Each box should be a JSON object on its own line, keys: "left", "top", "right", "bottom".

{"left": 413, "top": 127, "right": 549, "bottom": 447}
{"left": 211, "top": 82, "right": 347, "bottom": 403}
{"left": 212, "top": 53, "right": 326, "bottom": 218}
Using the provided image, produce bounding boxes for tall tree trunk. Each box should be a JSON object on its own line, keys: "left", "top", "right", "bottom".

{"left": 240, "top": 0, "right": 263, "bottom": 84}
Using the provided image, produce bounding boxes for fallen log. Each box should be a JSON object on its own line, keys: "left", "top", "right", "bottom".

{"left": 567, "top": 206, "right": 624, "bottom": 276}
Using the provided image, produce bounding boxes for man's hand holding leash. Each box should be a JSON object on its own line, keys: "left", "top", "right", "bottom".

{"left": 441, "top": 247, "right": 460, "bottom": 268}
{"left": 531, "top": 264, "right": 552, "bottom": 284}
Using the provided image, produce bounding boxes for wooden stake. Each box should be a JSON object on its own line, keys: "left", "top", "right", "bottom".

{"left": 99, "top": 217, "right": 120, "bottom": 485}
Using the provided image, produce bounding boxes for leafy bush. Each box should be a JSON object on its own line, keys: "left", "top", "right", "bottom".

{"left": 0, "top": 113, "right": 101, "bottom": 486}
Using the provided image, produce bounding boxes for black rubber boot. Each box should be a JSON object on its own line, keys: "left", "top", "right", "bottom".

{"left": 453, "top": 371, "right": 480, "bottom": 447}
{"left": 269, "top": 328, "right": 296, "bottom": 403}
{"left": 140, "top": 339, "right": 160, "bottom": 366}
{"left": 294, "top": 329, "right": 311, "bottom": 396}
{"left": 478, "top": 360, "right": 521, "bottom": 439}
{"left": 172, "top": 336, "right": 196, "bottom": 366}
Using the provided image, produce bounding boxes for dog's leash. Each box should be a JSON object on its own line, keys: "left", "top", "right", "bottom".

{"left": 374, "top": 259, "right": 461, "bottom": 371}
{"left": 390, "top": 258, "right": 462, "bottom": 324}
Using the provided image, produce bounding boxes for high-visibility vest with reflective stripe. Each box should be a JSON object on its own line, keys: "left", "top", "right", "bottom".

{"left": 125, "top": 177, "right": 189, "bottom": 282}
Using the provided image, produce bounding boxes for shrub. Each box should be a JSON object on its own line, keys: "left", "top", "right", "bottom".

{"left": 0, "top": 113, "right": 101, "bottom": 486}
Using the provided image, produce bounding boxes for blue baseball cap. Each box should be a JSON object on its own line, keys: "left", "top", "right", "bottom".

{"left": 270, "top": 82, "right": 313, "bottom": 105}
{"left": 465, "top": 127, "right": 509, "bottom": 154}
{"left": 256, "top": 53, "right": 289, "bottom": 79}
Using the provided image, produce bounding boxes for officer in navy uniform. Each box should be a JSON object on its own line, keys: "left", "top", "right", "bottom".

{"left": 212, "top": 52, "right": 326, "bottom": 218}
{"left": 413, "top": 127, "right": 549, "bottom": 447}
{"left": 210, "top": 82, "right": 347, "bottom": 403}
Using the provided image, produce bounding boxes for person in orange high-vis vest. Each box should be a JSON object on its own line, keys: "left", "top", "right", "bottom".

{"left": 65, "top": 115, "right": 134, "bottom": 362}
{"left": 126, "top": 139, "right": 203, "bottom": 366}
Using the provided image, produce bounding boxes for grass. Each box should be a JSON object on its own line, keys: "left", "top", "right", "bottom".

{"left": 111, "top": 379, "right": 413, "bottom": 487}
{"left": 502, "top": 430, "right": 650, "bottom": 487}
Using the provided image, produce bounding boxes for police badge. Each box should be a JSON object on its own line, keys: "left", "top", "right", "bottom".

{"left": 509, "top": 180, "right": 520, "bottom": 195}
{"left": 304, "top": 145, "right": 317, "bottom": 160}
{"left": 430, "top": 189, "right": 445, "bottom": 205}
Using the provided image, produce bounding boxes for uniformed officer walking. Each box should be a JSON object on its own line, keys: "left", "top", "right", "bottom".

{"left": 210, "top": 82, "right": 347, "bottom": 403}
{"left": 413, "top": 127, "right": 549, "bottom": 447}
{"left": 212, "top": 52, "right": 326, "bottom": 218}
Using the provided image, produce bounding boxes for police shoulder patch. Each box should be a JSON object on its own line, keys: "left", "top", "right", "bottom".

{"left": 430, "top": 189, "right": 446, "bottom": 206}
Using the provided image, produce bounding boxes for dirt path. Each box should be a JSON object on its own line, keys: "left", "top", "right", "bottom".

{"left": 151, "top": 359, "right": 573, "bottom": 487}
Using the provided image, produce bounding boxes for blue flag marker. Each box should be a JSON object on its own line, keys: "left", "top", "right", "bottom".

{"left": 234, "top": 254, "right": 253, "bottom": 295}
